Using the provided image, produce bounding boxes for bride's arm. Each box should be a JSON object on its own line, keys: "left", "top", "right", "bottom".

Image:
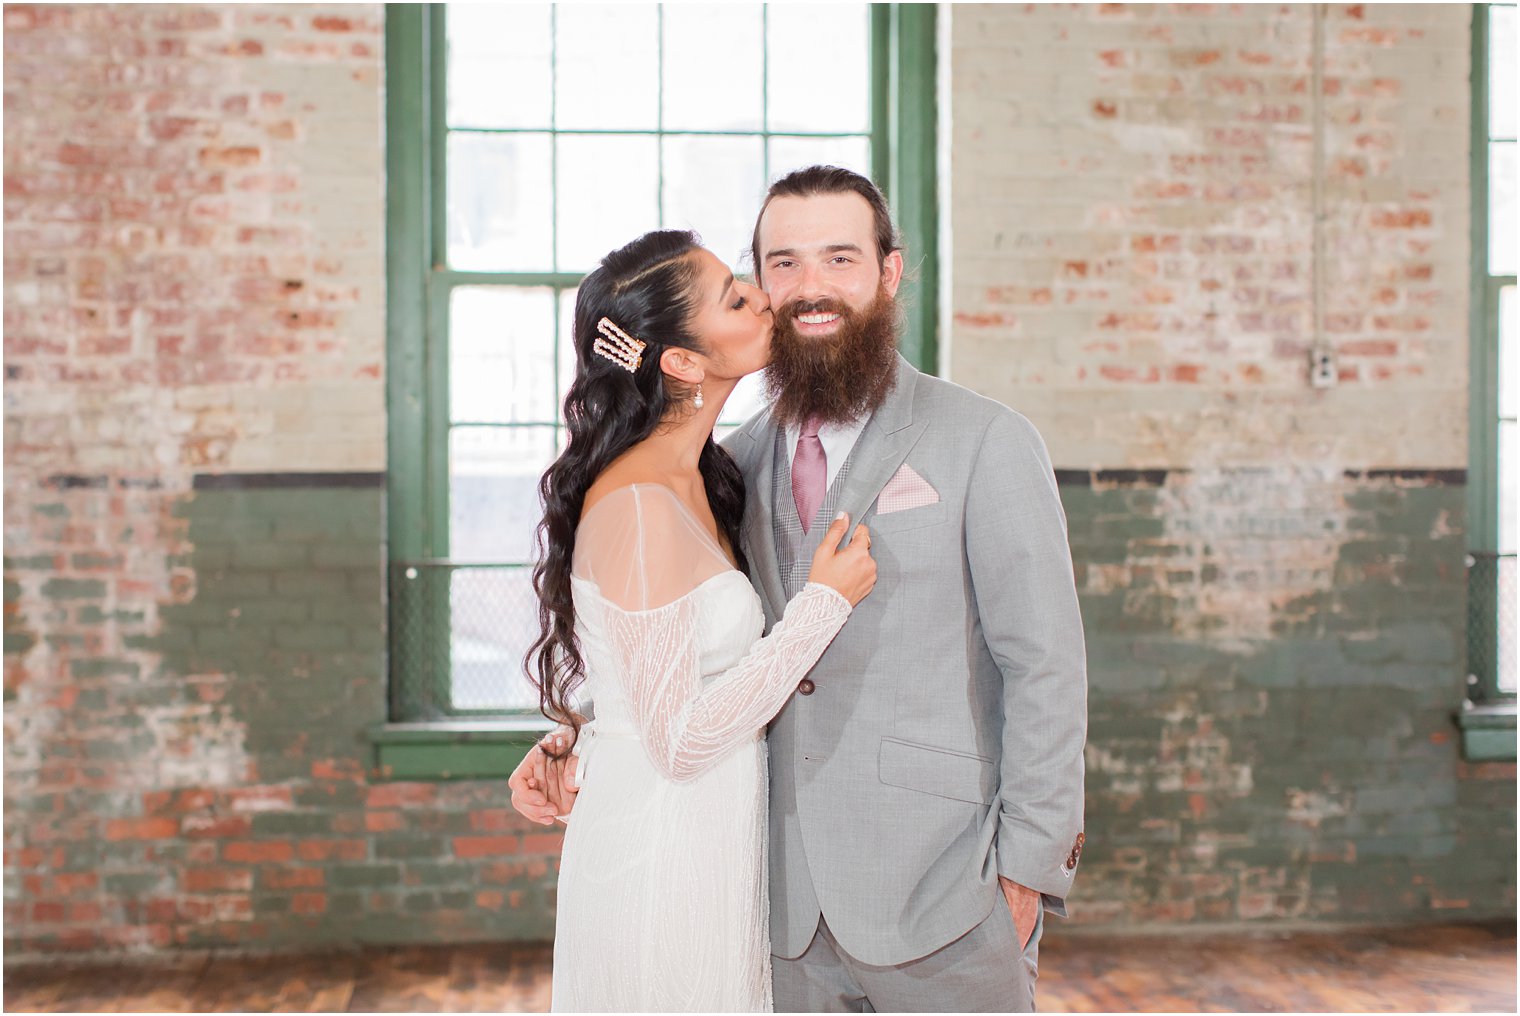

{"left": 581, "top": 486, "right": 869, "bottom": 783}
{"left": 605, "top": 579, "right": 850, "bottom": 783}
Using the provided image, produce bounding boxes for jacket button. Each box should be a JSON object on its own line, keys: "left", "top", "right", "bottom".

{"left": 797, "top": 679, "right": 815, "bottom": 696}
{"left": 1066, "top": 832, "right": 1085, "bottom": 869}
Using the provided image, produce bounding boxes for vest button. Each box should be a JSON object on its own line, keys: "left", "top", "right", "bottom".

{"left": 797, "top": 679, "right": 816, "bottom": 696}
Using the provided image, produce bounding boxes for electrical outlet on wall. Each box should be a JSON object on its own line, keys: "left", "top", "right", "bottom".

{"left": 1310, "top": 345, "right": 1337, "bottom": 388}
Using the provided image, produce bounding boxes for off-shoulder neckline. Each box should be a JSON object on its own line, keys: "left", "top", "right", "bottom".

{"left": 580, "top": 483, "right": 738, "bottom": 569}
{"left": 569, "top": 568, "right": 756, "bottom": 615}
{"left": 581, "top": 482, "right": 682, "bottom": 521}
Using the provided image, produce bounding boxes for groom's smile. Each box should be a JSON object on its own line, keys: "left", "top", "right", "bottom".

{"left": 754, "top": 193, "right": 902, "bottom": 323}
{"left": 786, "top": 299, "right": 847, "bottom": 339}
{"left": 753, "top": 186, "right": 908, "bottom": 427}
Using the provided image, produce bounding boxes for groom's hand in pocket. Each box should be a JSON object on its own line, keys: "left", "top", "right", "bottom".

{"left": 998, "top": 876, "right": 1040, "bottom": 949}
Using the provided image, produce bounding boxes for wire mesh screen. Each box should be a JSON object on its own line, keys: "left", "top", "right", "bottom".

{"left": 390, "top": 561, "right": 544, "bottom": 719}
{"left": 1468, "top": 552, "right": 1517, "bottom": 699}
{"left": 1500, "top": 555, "right": 1516, "bottom": 694}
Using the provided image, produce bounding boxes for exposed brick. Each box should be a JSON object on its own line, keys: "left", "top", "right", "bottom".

{"left": 296, "top": 839, "right": 368, "bottom": 864}
{"left": 451, "top": 836, "right": 520, "bottom": 860}
{"left": 3, "top": 0, "right": 1512, "bottom": 962}
{"left": 365, "top": 783, "right": 437, "bottom": 809}
{"left": 182, "top": 815, "right": 253, "bottom": 839}
{"left": 946, "top": 0, "right": 1511, "bottom": 932}
{"left": 223, "top": 841, "right": 294, "bottom": 864}
{"left": 290, "top": 892, "right": 326, "bottom": 915}
{"left": 43, "top": 872, "right": 98, "bottom": 896}
{"left": 468, "top": 809, "right": 533, "bottom": 833}
{"left": 365, "top": 811, "right": 404, "bottom": 833}
{"left": 227, "top": 786, "right": 295, "bottom": 813}
{"left": 260, "top": 866, "right": 324, "bottom": 890}
{"left": 311, "top": 758, "right": 364, "bottom": 781}
{"left": 184, "top": 868, "right": 254, "bottom": 892}
{"left": 521, "top": 834, "right": 565, "bottom": 855}
{"left": 105, "top": 818, "right": 180, "bottom": 841}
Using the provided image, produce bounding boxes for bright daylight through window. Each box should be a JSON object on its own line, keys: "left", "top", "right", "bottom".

{"left": 397, "top": 4, "right": 877, "bottom": 717}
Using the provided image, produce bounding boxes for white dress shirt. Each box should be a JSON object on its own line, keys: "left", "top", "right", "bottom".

{"left": 784, "top": 414, "right": 869, "bottom": 491}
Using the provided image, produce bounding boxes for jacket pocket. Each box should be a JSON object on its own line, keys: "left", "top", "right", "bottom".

{"left": 868, "top": 501, "right": 950, "bottom": 533}
{"left": 878, "top": 736, "right": 996, "bottom": 806}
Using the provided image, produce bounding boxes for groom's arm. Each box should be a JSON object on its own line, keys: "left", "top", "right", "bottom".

{"left": 963, "top": 408, "right": 1088, "bottom": 915}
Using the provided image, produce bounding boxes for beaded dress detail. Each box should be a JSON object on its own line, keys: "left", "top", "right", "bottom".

{"left": 551, "top": 484, "right": 851, "bottom": 1012}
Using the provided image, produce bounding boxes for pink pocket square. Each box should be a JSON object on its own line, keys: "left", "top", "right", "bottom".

{"left": 877, "top": 463, "right": 940, "bottom": 515}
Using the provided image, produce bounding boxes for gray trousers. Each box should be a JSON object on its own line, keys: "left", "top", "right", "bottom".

{"left": 772, "top": 900, "right": 1042, "bottom": 1013}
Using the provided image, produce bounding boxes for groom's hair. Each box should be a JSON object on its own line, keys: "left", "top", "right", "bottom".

{"left": 749, "top": 165, "right": 902, "bottom": 284}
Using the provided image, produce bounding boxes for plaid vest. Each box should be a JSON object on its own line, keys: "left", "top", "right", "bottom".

{"left": 770, "top": 426, "right": 860, "bottom": 601}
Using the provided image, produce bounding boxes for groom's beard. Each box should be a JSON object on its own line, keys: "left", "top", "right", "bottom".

{"left": 764, "top": 285, "right": 901, "bottom": 429}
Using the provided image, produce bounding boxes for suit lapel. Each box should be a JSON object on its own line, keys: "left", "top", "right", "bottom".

{"left": 728, "top": 354, "right": 925, "bottom": 620}
{"left": 732, "top": 411, "right": 787, "bottom": 622}
{"left": 833, "top": 355, "right": 929, "bottom": 527}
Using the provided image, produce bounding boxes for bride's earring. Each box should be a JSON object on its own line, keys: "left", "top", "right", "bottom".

{"left": 693, "top": 384, "right": 704, "bottom": 410}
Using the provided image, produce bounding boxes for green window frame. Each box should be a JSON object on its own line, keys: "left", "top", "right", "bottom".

{"left": 378, "top": 4, "right": 938, "bottom": 777}
{"left": 1461, "top": 2, "right": 1516, "bottom": 759}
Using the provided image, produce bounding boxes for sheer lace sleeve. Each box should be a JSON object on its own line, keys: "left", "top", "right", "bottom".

{"left": 573, "top": 485, "right": 850, "bottom": 782}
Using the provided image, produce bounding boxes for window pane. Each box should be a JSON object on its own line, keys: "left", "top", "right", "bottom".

{"left": 556, "top": 134, "right": 660, "bottom": 272}
{"left": 555, "top": 4, "right": 659, "bottom": 130}
{"left": 1501, "top": 421, "right": 1516, "bottom": 556}
{"left": 447, "top": 5, "right": 552, "bottom": 130}
{"left": 450, "top": 568, "right": 541, "bottom": 711}
{"left": 450, "top": 287, "right": 557, "bottom": 425}
{"left": 767, "top": 4, "right": 870, "bottom": 133}
{"left": 1492, "top": 5, "right": 1517, "bottom": 141}
{"left": 663, "top": 5, "right": 764, "bottom": 132}
{"left": 768, "top": 135, "right": 872, "bottom": 184}
{"left": 1502, "top": 284, "right": 1517, "bottom": 421}
{"left": 662, "top": 135, "right": 765, "bottom": 269}
{"left": 450, "top": 425, "right": 556, "bottom": 562}
{"left": 1493, "top": 141, "right": 1517, "bottom": 277}
{"left": 448, "top": 132, "right": 554, "bottom": 271}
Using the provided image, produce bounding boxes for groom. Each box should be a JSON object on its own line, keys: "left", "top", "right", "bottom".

{"left": 514, "top": 166, "right": 1087, "bottom": 1012}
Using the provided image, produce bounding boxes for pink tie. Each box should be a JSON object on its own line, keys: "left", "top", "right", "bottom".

{"left": 792, "top": 415, "right": 826, "bottom": 534}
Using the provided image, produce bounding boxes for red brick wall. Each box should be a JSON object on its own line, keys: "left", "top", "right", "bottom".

{"left": 5, "top": 4, "right": 412, "bottom": 955}
{"left": 3, "top": 2, "right": 1511, "bottom": 957}
{"left": 947, "top": 3, "right": 1514, "bottom": 926}
{"left": 948, "top": 3, "right": 1468, "bottom": 470}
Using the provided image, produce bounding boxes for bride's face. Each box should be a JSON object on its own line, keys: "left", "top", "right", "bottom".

{"left": 684, "top": 248, "right": 773, "bottom": 382}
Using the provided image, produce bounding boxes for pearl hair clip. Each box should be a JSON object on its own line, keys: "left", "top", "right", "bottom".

{"left": 593, "top": 316, "right": 646, "bottom": 373}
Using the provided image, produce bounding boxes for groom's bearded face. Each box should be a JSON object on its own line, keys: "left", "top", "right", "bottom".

{"left": 764, "top": 285, "right": 900, "bottom": 429}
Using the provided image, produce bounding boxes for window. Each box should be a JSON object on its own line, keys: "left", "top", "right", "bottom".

{"left": 383, "top": 4, "right": 936, "bottom": 738}
{"left": 1467, "top": 2, "right": 1517, "bottom": 707}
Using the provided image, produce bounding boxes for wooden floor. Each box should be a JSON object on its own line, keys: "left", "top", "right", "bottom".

{"left": 4, "top": 921, "right": 1514, "bottom": 1013}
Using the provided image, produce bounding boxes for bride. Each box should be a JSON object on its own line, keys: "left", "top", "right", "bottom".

{"left": 521, "top": 229, "right": 876, "bottom": 1012}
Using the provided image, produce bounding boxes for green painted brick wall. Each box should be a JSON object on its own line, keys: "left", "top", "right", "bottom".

{"left": 5, "top": 484, "right": 561, "bottom": 953}
{"left": 1066, "top": 472, "right": 1515, "bottom": 924}
{"left": 8, "top": 469, "right": 1512, "bottom": 954}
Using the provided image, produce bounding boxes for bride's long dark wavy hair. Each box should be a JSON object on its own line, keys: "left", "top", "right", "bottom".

{"left": 526, "top": 230, "right": 750, "bottom": 757}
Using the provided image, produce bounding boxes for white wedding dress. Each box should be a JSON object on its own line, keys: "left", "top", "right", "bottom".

{"left": 551, "top": 484, "right": 851, "bottom": 1013}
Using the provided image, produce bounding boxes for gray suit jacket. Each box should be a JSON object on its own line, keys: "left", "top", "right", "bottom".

{"left": 722, "top": 355, "right": 1087, "bottom": 967}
